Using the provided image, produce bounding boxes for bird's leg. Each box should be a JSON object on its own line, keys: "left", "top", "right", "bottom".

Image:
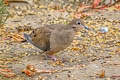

{"left": 45, "top": 50, "right": 57, "bottom": 61}
{"left": 46, "top": 55, "right": 57, "bottom": 61}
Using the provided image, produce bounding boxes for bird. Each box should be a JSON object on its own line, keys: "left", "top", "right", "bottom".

{"left": 24, "top": 19, "right": 89, "bottom": 61}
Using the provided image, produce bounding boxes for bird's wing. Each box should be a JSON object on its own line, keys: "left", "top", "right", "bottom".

{"left": 50, "top": 27, "right": 75, "bottom": 52}
{"left": 24, "top": 27, "right": 52, "bottom": 51}
{"left": 46, "top": 24, "right": 64, "bottom": 30}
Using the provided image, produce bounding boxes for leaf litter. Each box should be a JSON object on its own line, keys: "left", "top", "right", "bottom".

{"left": 0, "top": 0, "right": 120, "bottom": 80}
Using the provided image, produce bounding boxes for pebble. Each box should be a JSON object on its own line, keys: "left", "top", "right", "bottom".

{"left": 100, "top": 27, "right": 109, "bottom": 33}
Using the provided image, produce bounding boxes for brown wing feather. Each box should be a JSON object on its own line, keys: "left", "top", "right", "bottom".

{"left": 30, "top": 27, "right": 52, "bottom": 51}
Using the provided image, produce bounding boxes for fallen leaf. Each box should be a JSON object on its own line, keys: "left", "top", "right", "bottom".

{"left": 8, "top": 33, "right": 25, "bottom": 42}
{"left": 78, "top": 5, "right": 91, "bottom": 12}
{"left": 36, "top": 69, "right": 57, "bottom": 73}
{"left": 22, "top": 64, "right": 36, "bottom": 76}
{"left": 112, "top": 75, "right": 120, "bottom": 78}
{"left": 3, "top": 0, "right": 9, "bottom": 5}
{"left": 71, "top": 47, "right": 80, "bottom": 51}
{"left": 0, "top": 65, "right": 7, "bottom": 68}
{"left": 115, "top": 6, "right": 120, "bottom": 10}
{"left": 96, "top": 70, "right": 105, "bottom": 78}
{"left": 0, "top": 68, "right": 15, "bottom": 78}
{"left": 2, "top": 72, "right": 15, "bottom": 78}
{"left": 57, "top": 9, "right": 65, "bottom": 12}
{"left": 92, "top": 0, "right": 101, "bottom": 8}
{"left": 26, "top": 64, "right": 36, "bottom": 72}
{"left": 0, "top": 68, "right": 11, "bottom": 72}
{"left": 22, "top": 69, "right": 35, "bottom": 77}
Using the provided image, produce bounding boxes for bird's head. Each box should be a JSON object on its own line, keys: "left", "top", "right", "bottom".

{"left": 69, "top": 19, "right": 89, "bottom": 32}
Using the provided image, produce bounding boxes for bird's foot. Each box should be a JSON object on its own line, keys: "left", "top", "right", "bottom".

{"left": 46, "top": 55, "right": 57, "bottom": 61}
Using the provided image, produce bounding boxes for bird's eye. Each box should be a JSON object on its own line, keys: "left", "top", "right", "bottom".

{"left": 77, "top": 21, "right": 81, "bottom": 25}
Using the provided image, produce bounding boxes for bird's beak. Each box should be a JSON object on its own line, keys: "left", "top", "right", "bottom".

{"left": 81, "top": 25, "right": 89, "bottom": 30}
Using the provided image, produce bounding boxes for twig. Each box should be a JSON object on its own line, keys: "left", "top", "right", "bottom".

{"left": 111, "top": 75, "right": 120, "bottom": 78}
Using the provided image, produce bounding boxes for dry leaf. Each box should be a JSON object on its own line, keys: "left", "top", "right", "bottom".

{"left": 92, "top": 0, "right": 101, "bottom": 8}
{"left": 8, "top": 33, "right": 25, "bottom": 42}
{"left": 36, "top": 69, "right": 57, "bottom": 73}
{"left": 4, "top": 0, "right": 9, "bottom": 5}
{"left": 97, "top": 70, "right": 105, "bottom": 78}
{"left": 115, "top": 6, "right": 120, "bottom": 10}
{"left": 26, "top": 64, "right": 36, "bottom": 72}
{"left": 22, "top": 64, "right": 36, "bottom": 76}
{"left": 71, "top": 47, "right": 80, "bottom": 51}
{"left": 112, "top": 75, "right": 120, "bottom": 78}
{"left": 2, "top": 72, "right": 15, "bottom": 78}
{"left": 0, "top": 68, "right": 12, "bottom": 72}
{"left": 0, "top": 65, "right": 7, "bottom": 68}
{"left": 22, "top": 69, "right": 35, "bottom": 77}
{"left": 0, "top": 68, "right": 15, "bottom": 78}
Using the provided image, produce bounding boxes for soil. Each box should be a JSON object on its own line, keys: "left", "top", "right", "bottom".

{"left": 0, "top": 0, "right": 120, "bottom": 80}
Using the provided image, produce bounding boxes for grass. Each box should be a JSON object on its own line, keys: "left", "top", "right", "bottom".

{"left": 0, "top": 0, "right": 9, "bottom": 27}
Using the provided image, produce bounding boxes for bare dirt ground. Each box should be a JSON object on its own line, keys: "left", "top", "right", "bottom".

{"left": 0, "top": 0, "right": 120, "bottom": 80}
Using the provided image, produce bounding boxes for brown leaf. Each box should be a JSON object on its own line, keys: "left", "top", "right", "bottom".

{"left": 3, "top": 0, "right": 9, "bottom": 5}
{"left": 115, "top": 6, "right": 120, "bottom": 10}
{"left": 0, "top": 68, "right": 15, "bottom": 78}
{"left": 92, "top": 0, "right": 101, "bottom": 8}
{"left": 2, "top": 72, "right": 15, "bottom": 78}
{"left": 8, "top": 33, "right": 25, "bottom": 42}
{"left": 97, "top": 70, "right": 105, "bottom": 78}
{"left": 22, "top": 64, "right": 36, "bottom": 77}
{"left": 0, "top": 68, "right": 12, "bottom": 72}
{"left": 36, "top": 69, "right": 57, "bottom": 73}
{"left": 26, "top": 64, "right": 36, "bottom": 72}
{"left": 112, "top": 75, "right": 120, "bottom": 78}
{"left": 0, "top": 65, "right": 7, "bottom": 68}
{"left": 22, "top": 69, "right": 35, "bottom": 77}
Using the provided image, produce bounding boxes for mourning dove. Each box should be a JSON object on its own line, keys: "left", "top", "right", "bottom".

{"left": 24, "top": 19, "right": 88, "bottom": 61}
